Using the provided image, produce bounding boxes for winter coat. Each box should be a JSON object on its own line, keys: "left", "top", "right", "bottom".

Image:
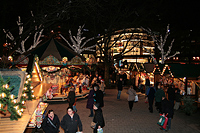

{"left": 94, "top": 90, "right": 104, "bottom": 107}
{"left": 42, "top": 114, "right": 60, "bottom": 133}
{"left": 161, "top": 98, "right": 174, "bottom": 118}
{"left": 99, "top": 83, "right": 106, "bottom": 92}
{"left": 145, "top": 79, "right": 150, "bottom": 86}
{"left": 117, "top": 80, "right": 123, "bottom": 91}
{"left": 68, "top": 90, "right": 75, "bottom": 106}
{"left": 61, "top": 113, "right": 83, "bottom": 133}
{"left": 86, "top": 89, "right": 95, "bottom": 109}
{"left": 167, "top": 87, "right": 175, "bottom": 101}
{"left": 155, "top": 88, "right": 165, "bottom": 102}
{"left": 126, "top": 88, "right": 137, "bottom": 101}
{"left": 93, "top": 108, "right": 105, "bottom": 128}
{"left": 175, "top": 88, "right": 181, "bottom": 102}
{"left": 147, "top": 87, "right": 156, "bottom": 100}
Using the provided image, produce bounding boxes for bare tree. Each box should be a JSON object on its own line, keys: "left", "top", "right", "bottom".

{"left": 142, "top": 24, "right": 180, "bottom": 64}
{"left": 59, "top": 25, "right": 96, "bottom": 54}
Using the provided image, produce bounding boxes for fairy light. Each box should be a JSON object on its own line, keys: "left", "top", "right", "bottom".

{"left": 1, "top": 93, "right": 6, "bottom": 98}
{"left": 10, "top": 94, "right": 14, "bottom": 99}
{"left": 30, "top": 86, "right": 33, "bottom": 89}
{"left": 0, "top": 103, "right": 2, "bottom": 109}
{"left": 27, "top": 75, "right": 30, "bottom": 78}
{"left": 31, "top": 90, "right": 34, "bottom": 93}
{"left": 23, "top": 93, "right": 26, "bottom": 97}
{"left": 14, "top": 106, "right": 19, "bottom": 110}
{"left": 28, "top": 78, "right": 31, "bottom": 81}
{"left": 22, "top": 101, "right": 25, "bottom": 104}
{"left": 24, "top": 87, "right": 27, "bottom": 90}
{"left": 25, "top": 81, "right": 28, "bottom": 84}
{"left": 21, "top": 108, "right": 24, "bottom": 112}
{"left": 32, "top": 95, "right": 35, "bottom": 98}
{"left": 13, "top": 99, "right": 17, "bottom": 103}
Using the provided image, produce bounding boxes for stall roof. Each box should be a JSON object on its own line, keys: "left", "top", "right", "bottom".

{"left": 25, "top": 38, "right": 84, "bottom": 61}
{"left": 159, "top": 64, "right": 200, "bottom": 78}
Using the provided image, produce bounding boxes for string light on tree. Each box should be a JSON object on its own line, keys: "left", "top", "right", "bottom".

{"left": 59, "top": 24, "right": 96, "bottom": 54}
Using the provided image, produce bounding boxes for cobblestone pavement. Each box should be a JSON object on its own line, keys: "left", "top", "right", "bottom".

{"left": 46, "top": 88, "right": 200, "bottom": 133}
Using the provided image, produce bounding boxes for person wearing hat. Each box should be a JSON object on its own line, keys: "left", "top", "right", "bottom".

{"left": 93, "top": 103, "right": 105, "bottom": 133}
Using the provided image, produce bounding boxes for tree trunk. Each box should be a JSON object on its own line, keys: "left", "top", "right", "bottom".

{"left": 104, "top": 58, "right": 110, "bottom": 87}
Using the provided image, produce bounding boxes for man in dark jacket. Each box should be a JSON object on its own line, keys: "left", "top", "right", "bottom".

{"left": 161, "top": 97, "right": 174, "bottom": 131}
{"left": 167, "top": 85, "right": 175, "bottom": 108}
{"left": 147, "top": 86, "right": 156, "bottom": 113}
{"left": 117, "top": 77, "right": 124, "bottom": 100}
{"left": 42, "top": 110, "right": 60, "bottom": 133}
{"left": 61, "top": 107, "right": 83, "bottom": 133}
{"left": 94, "top": 85, "right": 104, "bottom": 107}
{"left": 93, "top": 103, "right": 105, "bottom": 133}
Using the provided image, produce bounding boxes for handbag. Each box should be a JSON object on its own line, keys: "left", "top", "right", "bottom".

{"left": 91, "top": 121, "right": 97, "bottom": 129}
{"left": 134, "top": 95, "right": 138, "bottom": 102}
{"left": 157, "top": 114, "right": 165, "bottom": 126}
{"left": 161, "top": 116, "right": 168, "bottom": 129}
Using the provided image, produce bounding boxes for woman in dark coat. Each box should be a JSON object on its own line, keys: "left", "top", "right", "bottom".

{"left": 68, "top": 87, "right": 75, "bottom": 109}
{"left": 94, "top": 85, "right": 104, "bottom": 108}
{"left": 93, "top": 103, "right": 105, "bottom": 133}
{"left": 86, "top": 87, "right": 95, "bottom": 117}
{"left": 42, "top": 110, "right": 60, "bottom": 133}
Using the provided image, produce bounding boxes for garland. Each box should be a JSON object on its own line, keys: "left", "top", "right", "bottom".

{"left": 41, "top": 64, "right": 97, "bottom": 75}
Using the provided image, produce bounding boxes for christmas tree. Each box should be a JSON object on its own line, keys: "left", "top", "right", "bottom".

{"left": 0, "top": 76, "right": 25, "bottom": 120}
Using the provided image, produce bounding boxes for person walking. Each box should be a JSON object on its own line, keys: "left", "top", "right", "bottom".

{"left": 174, "top": 87, "right": 181, "bottom": 110}
{"left": 41, "top": 109, "right": 60, "bottom": 133}
{"left": 94, "top": 85, "right": 104, "bottom": 108}
{"left": 61, "top": 107, "right": 83, "bottom": 133}
{"left": 147, "top": 86, "right": 156, "bottom": 113}
{"left": 99, "top": 79, "right": 106, "bottom": 94}
{"left": 126, "top": 86, "right": 137, "bottom": 111}
{"left": 67, "top": 87, "right": 76, "bottom": 110}
{"left": 86, "top": 87, "right": 95, "bottom": 117}
{"left": 155, "top": 82, "right": 165, "bottom": 113}
{"left": 117, "top": 77, "right": 124, "bottom": 100}
{"left": 145, "top": 76, "right": 150, "bottom": 95}
{"left": 161, "top": 96, "right": 174, "bottom": 131}
{"left": 93, "top": 103, "right": 105, "bottom": 133}
{"left": 167, "top": 85, "right": 175, "bottom": 108}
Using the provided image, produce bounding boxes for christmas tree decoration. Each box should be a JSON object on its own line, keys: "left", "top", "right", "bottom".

{"left": 0, "top": 76, "right": 25, "bottom": 120}
{"left": 21, "top": 74, "right": 35, "bottom": 101}
{"left": 59, "top": 24, "right": 96, "bottom": 54}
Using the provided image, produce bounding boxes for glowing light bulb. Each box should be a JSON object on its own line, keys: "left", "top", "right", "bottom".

{"left": 22, "top": 101, "right": 25, "bottom": 104}
{"left": 10, "top": 94, "right": 14, "bottom": 99}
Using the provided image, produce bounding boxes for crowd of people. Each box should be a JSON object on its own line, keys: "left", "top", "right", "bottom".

{"left": 42, "top": 73, "right": 106, "bottom": 133}
{"left": 41, "top": 70, "right": 184, "bottom": 132}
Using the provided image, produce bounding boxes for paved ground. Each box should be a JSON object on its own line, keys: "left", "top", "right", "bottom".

{"left": 46, "top": 88, "right": 200, "bottom": 133}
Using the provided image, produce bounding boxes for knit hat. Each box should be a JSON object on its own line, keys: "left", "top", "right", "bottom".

{"left": 94, "top": 103, "right": 100, "bottom": 109}
{"left": 101, "top": 79, "right": 104, "bottom": 82}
